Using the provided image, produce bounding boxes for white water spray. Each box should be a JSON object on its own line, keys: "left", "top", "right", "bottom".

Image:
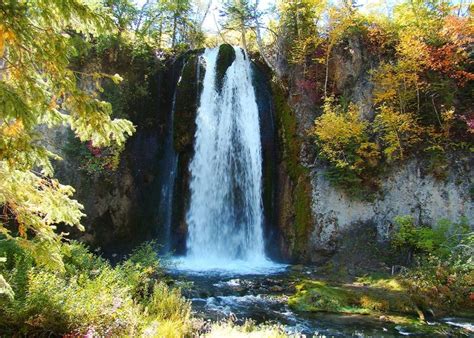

{"left": 176, "top": 46, "right": 282, "bottom": 274}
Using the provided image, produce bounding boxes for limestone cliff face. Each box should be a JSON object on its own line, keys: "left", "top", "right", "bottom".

{"left": 309, "top": 158, "right": 473, "bottom": 262}
{"left": 274, "top": 34, "right": 473, "bottom": 263}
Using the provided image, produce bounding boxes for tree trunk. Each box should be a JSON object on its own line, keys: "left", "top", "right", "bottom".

{"left": 171, "top": 14, "right": 178, "bottom": 48}
{"left": 253, "top": 0, "right": 276, "bottom": 73}
{"left": 237, "top": 0, "right": 247, "bottom": 50}
{"left": 158, "top": 20, "right": 163, "bottom": 49}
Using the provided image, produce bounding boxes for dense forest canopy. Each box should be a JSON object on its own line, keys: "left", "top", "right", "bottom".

{"left": 0, "top": 0, "right": 472, "bottom": 335}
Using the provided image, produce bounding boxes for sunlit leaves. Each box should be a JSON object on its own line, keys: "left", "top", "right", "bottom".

{"left": 0, "top": 0, "right": 135, "bottom": 266}
{"left": 312, "top": 96, "right": 380, "bottom": 171}
{"left": 374, "top": 106, "right": 422, "bottom": 161}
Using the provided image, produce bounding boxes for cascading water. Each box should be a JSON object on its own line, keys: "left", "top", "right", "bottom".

{"left": 176, "top": 46, "right": 281, "bottom": 273}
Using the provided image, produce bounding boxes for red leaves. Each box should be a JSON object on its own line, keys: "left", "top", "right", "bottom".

{"left": 86, "top": 140, "right": 102, "bottom": 157}
{"left": 427, "top": 43, "right": 474, "bottom": 86}
{"left": 426, "top": 16, "right": 474, "bottom": 86}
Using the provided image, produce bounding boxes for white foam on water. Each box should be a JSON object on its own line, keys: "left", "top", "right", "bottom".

{"left": 171, "top": 256, "right": 286, "bottom": 276}
{"left": 443, "top": 318, "right": 474, "bottom": 332}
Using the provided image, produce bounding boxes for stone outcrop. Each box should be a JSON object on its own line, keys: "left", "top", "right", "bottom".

{"left": 309, "top": 157, "right": 473, "bottom": 262}
{"left": 274, "top": 34, "right": 473, "bottom": 263}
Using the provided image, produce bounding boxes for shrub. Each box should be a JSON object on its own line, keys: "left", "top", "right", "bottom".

{"left": 391, "top": 216, "right": 473, "bottom": 313}
{"left": 392, "top": 215, "right": 470, "bottom": 259}
{"left": 205, "top": 320, "right": 288, "bottom": 338}
{"left": 0, "top": 239, "right": 191, "bottom": 336}
{"left": 311, "top": 96, "right": 381, "bottom": 197}
{"left": 140, "top": 282, "right": 192, "bottom": 337}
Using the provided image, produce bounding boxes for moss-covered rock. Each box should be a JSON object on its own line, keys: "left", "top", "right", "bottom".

{"left": 215, "top": 44, "right": 236, "bottom": 92}
{"left": 272, "top": 82, "right": 314, "bottom": 261}
{"left": 173, "top": 53, "right": 204, "bottom": 153}
{"left": 289, "top": 279, "right": 416, "bottom": 316}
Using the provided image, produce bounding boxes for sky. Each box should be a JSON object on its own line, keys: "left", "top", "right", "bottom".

{"left": 132, "top": 0, "right": 408, "bottom": 34}
{"left": 200, "top": 0, "right": 274, "bottom": 33}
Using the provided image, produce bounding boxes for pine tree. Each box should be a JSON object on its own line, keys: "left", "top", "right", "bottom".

{"left": 0, "top": 0, "right": 135, "bottom": 273}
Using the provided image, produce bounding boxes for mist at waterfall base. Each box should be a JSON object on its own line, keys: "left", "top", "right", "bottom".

{"left": 172, "top": 47, "right": 285, "bottom": 275}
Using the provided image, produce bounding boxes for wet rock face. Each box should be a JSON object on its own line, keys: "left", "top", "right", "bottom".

{"left": 53, "top": 54, "right": 183, "bottom": 256}
{"left": 215, "top": 44, "right": 236, "bottom": 92}
{"left": 173, "top": 51, "right": 204, "bottom": 153}
{"left": 250, "top": 60, "right": 281, "bottom": 260}
{"left": 51, "top": 47, "right": 282, "bottom": 259}
{"left": 170, "top": 51, "right": 205, "bottom": 255}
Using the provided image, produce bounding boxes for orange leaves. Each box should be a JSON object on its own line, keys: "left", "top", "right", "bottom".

{"left": 425, "top": 16, "right": 474, "bottom": 86}
{"left": 441, "top": 16, "right": 474, "bottom": 44}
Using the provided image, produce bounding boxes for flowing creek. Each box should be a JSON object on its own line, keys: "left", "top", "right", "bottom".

{"left": 169, "top": 267, "right": 474, "bottom": 337}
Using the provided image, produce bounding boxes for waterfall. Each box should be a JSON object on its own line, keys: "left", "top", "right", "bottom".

{"left": 177, "top": 46, "right": 279, "bottom": 273}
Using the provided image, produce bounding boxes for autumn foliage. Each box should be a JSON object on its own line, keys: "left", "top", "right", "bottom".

{"left": 307, "top": 1, "right": 473, "bottom": 197}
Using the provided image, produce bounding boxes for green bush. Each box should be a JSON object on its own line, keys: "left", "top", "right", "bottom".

{"left": 392, "top": 215, "right": 470, "bottom": 259}
{"left": 140, "top": 282, "right": 192, "bottom": 337}
{"left": 391, "top": 216, "right": 473, "bottom": 313}
{"left": 0, "top": 239, "right": 191, "bottom": 336}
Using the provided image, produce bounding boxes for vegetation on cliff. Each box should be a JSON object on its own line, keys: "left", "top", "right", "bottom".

{"left": 287, "top": 1, "right": 474, "bottom": 196}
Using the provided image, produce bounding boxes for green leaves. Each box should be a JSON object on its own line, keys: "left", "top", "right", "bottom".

{"left": 0, "top": 273, "right": 14, "bottom": 300}
{"left": 392, "top": 215, "right": 472, "bottom": 259}
{"left": 0, "top": 257, "right": 14, "bottom": 301}
{"left": 0, "top": 240, "right": 191, "bottom": 336}
{"left": 0, "top": 0, "right": 135, "bottom": 266}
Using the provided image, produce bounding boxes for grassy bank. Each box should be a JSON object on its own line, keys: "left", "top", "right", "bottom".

{"left": 0, "top": 240, "right": 191, "bottom": 336}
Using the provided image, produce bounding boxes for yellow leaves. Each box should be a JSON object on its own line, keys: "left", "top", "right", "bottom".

{"left": 1, "top": 119, "right": 24, "bottom": 137}
{"left": 440, "top": 108, "right": 455, "bottom": 136}
{"left": 312, "top": 97, "right": 372, "bottom": 168}
{"left": 0, "top": 24, "right": 15, "bottom": 58}
{"left": 374, "top": 105, "right": 422, "bottom": 161}
{"left": 397, "top": 31, "right": 429, "bottom": 71}
{"left": 111, "top": 73, "right": 123, "bottom": 84}
{"left": 372, "top": 61, "right": 423, "bottom": 113}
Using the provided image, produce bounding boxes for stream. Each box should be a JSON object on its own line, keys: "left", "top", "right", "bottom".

{"left": 170, "top": 266, "right": 474, "bottom": 337}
